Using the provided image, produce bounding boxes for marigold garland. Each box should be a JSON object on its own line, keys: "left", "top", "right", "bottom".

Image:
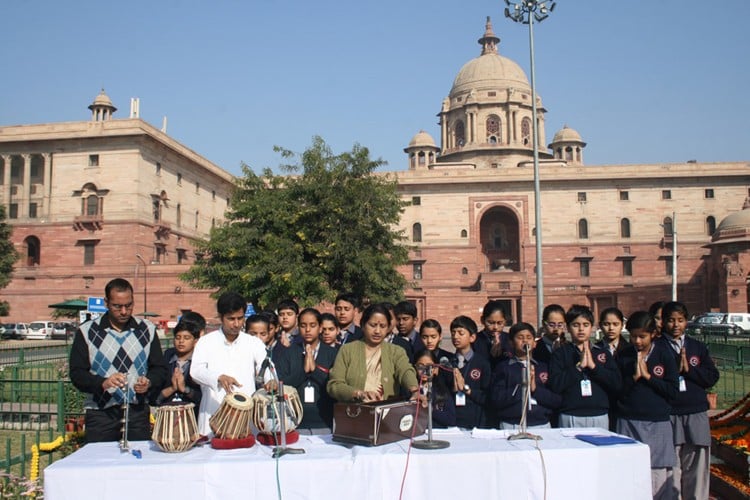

{"left": 29, "top": 431, "right": 85, "bottom": 483}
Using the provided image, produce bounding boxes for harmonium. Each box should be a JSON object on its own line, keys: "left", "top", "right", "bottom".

{"left": 332, "top": 399, "right": 427, "bottom": 446}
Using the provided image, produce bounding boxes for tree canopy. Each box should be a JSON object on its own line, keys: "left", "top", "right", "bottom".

{"left": 182, "top": 137, "right": 410, "bottom": 308}
{"left": 0, "top": 205, "right": 19, "bottom": 316}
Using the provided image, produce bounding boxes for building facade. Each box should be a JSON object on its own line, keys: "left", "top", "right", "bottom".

{"left": 0, "top": 91, "right": 234, "bottom": 323}
{"left": 395, "top": 18, "right": 750, "bottom": 324}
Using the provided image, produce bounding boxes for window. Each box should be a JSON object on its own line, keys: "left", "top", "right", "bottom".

{"left": 455, "top": 121, "right": 465, "bottom": 147}
{"left": 665, "top": 259, "right": 673, "bottom": 276}
{"left": 155, "top": 245, "right": 166, "bottom": 264}
{"left": 24, "top": 236, "right": 40, "bottom": 266}
{"left": 177, "top": 173, "right": 182, "bottom": 186}
{"left": 706, "top": 216, "right": 716, "bottom": 236}
{"left": 413, "top": 263, "right": 423, "bottom": 280}
{"left": 460, "top": 229, "right": 468, "bottom": 238}
{"left": 461, "top": 267, "right": 468, "bottom": 275}
{"left": 29, "top": 203, "right": 38, "bottom": 219}
{"left": 153, "top": 200, "right": 161, "bottom": 223}
{"left": 88, "top": 154, "right": 99, "bottom": 167}
{"left": 83, "top": 243, "right": 96, "bottom": 266}
{"left": 579, "top": 260, "right": 590, "bottom": 277}
{"left": 663, "top": 217, "right": 673, "bottom": 237}
{"left": 620, "top": 218, "right": 631, "bottom": 238}
{"left": 705, "top": 189, "right": 714, "bottom": 199}
{"left": 622, "top": 259, "right": 633, "bottom": 276}
{"left": 195, "top": 210, "right": 199, "bottom": 230}
{"left": 212, "top": 190, "right": 216, "bottom": 201}
{"left": 578, "top": 219, "right": 589, "bottom": 239}
{"left": 177, "top": 249, "right": 187, "bottom": 264}
{"left": 662, "top": 190, "right": 672, "bottom": 200}
{"left": 412, "top": 223, "right": 422, "bottom": 242}
{"left": 412, "top": 196, "right": 421, "bottom": 206}
{"left": 176, "top": 204, "right": 181, "bottom": 228}
{"left": 619, "top": 191, "right": 629, "bottom": 201}
{"left": 521, "top": 118, "right": 531, "bottom": 146}
{"left": 86, "top": 195, "right": 99, "bottom": 216}
{"left": 9, "top": 203, "right": 18, "bottom": 219}
{"left": 156, "top": 162, "right": 161, "bottom": 176}
{"left": 418, "top": 152, "right": 426, "bottom": 166}
{"left": 195, "top": 182, "right": 200, "bottom": 194}
{"left": 577, "top": 192, "right": 587, "bottom": 202}
{"left": 486, "top": 115, "right": 501, "bottom": 143}
{"left": 565, "top": 146, "right": 574, "bottom": 161}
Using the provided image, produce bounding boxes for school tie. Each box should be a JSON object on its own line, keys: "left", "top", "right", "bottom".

{"left": 457, "top": 354, "right": 466, "bottom": 369}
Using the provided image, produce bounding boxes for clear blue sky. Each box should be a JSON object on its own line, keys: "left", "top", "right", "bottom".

{"left": 2, "top": 0, "right": 748, "bottom": 176}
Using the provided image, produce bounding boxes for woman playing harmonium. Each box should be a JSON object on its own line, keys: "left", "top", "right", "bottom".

{"left": 327, "top": 303, "right": 419, "bottom": 403}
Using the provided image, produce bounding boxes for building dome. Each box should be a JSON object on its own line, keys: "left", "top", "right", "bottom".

{"left": 88, "top": 89, "right": 116, "bottom": 111}
{"left": 407, "top": 130, "right": 437, "bottom": 149}
{"left": 716, "top": 203, "right": 750, "bottom": 233}
{"left": 450, "top": 54, "right": 530, "bottom": 97}
{"left": 551, "top": 125, "right": 584, "bottom": 144}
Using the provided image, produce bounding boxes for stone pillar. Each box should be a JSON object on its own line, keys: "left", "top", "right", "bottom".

{"left": 538, "top": 115, "right": 546, "bottom": 153}
{"left": 43, "top": 153, "right": 52, "bottom": 217}
{"left": 21, "top": 154, "right": 31, "bottom": 218}
{"left": 1, "top": 155, "right": 11, "bottom": 210}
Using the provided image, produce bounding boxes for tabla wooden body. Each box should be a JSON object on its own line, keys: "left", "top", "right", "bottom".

{"left": 209, "top": 392, "right": 254, "bottom": 439}
{"left": 152, "top": 402, "right": 200, "bottom": 453}
{"left": 251, "top": 386, "right": 304, "bottom": 434}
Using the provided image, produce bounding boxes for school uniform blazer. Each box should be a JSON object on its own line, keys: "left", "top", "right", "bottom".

{"left": 616, "top": 344, "right": 678, "bottom": 422}
{"left": 327, "top": 340, "right": 418, "bottom": 402}
{"left": 491, "top": 358, "right": 561, "bottom": 426}
{"left": 450, "top": 352, "right": 491, "bottom": 429}
{"left": 473, "top": 330, "right": 513, "bottom": 369}
{"left": 657, "top": 335, "right": 720, "bottom": 415}
{"left": 595, "top": 338, "right": 630, "bottom": 360}
{"left": 548, "top": 342, "right": 622, "bottom": 417}
{"left": 390, "top": 334, "right": 415, "bottom": 364}
{"left": 276, "top": 342, "right": 338, "bottom": 428}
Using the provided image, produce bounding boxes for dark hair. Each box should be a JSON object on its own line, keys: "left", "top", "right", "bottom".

{"left": 105, "top": 278, "right": 133, "bottom": 300}
{"left": 450, "top": 315, "right": 478, "bottom": 335}
{"left": 180, "top": 311, "right": 206, "bottom": 332}
{"left": 566, "top": 304, "right": 594, "bottom": 325}
{"left": 542, "top": 304, "right": 565, "bottom": 322}
{"left": 360, "top": 303, "right": 392, "bottom": 327}
{"left": 260, "top": 310, "right": 279, "bottom": 327}
{"left": 335, "top": 292, "right": 361, "bottom": 310}
{"left": 277, "top": 299, "right": 299, "bottom": 315}
{"left": 173, "top": 319, "right": 202, "bottom": 339}
{"left": 481, "top": 300, "right": 511, "bottom": 324}
{"left": 648, "top": 301, "right": 666, "bottom": 318}
{"left": 217, "top": 291, "right": 246, "bottom": 316}
{"left": 599, "top": 307, "right": 624, "bottom": 324}
{"left": 394, "top": 300, "right": 417, "bottom": 318}
{"left": 298, "top": 308, "right": 322, "bottom": 324}
{"left": 626, "top": 311, "right": 655, "bottom": 333}
{"left": 662, "top": 301, "right": 689, "bottom": 323}
{"left": 509, "top": 322, "right": 536, "bottom": 339}
{"left": 420, "top": 318, "right": 442, "bottom": 335}
{"left": 413, "top": 350, "right": 450, "bottom": 406}
{"left": 319, "top": 312, "right": 339, "bottom": 328}
{"left": 245, "top": 313, "right": 270, "bottom": 332}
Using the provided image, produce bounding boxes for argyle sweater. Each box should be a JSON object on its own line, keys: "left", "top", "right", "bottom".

{"left": 69, "top": 315, "right": 167, "bottom": 410}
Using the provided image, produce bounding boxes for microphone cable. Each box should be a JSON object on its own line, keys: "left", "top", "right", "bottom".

{"left": 398, "top": 374, "right": 428, "bottom": 500}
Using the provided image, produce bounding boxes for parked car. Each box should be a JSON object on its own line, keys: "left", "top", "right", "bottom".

{"left": 51, "top": 322, "right": 77, "bottom": 340}
{"left": 8, "top": 323, "right": 29, "bottom": 340}
{"left": 687, "top": 314, "right": 743, "bottom": 336}
{"left": 26, "top": 321, "right": 55, "bottom": 340}
{"left": 725, "top": 313, "right": 750, "bottom": 334}
{"left": 0, "top": 323, "right": 13, "bottom": 340}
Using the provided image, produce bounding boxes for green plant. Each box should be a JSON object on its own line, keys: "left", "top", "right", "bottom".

{"left": 0, "top": 472, "right": 41, "bottom": 498}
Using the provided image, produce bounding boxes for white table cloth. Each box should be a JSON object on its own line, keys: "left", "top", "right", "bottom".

{"left": 44, "top": 428, "right": 651, "bottom": 500}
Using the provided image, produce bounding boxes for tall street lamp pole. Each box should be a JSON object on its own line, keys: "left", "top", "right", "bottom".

{"left": 135, "top": 254, "right": 148, "bottom": 314}
{"left": 504, "top": 0, "right": 555, "bottom": 327}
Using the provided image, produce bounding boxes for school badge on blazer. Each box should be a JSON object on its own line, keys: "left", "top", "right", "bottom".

{"left": 332, "top": 400, "right": 427, "bottom": 446}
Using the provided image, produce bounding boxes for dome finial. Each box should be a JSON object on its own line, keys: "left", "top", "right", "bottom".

{"left": 478, "top": 16, "right": 500, "bottom": 56}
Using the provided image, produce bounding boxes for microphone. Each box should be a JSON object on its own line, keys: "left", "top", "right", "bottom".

{"left": 439, "top": 356, "right": 451, "bottom": 369}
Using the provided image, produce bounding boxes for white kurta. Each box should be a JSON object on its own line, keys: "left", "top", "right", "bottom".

{"left": 190, "top": 329, "right": 269, "bottom": 435}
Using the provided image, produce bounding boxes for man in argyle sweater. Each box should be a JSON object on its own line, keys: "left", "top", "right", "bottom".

{"left": 70, "top": 278, "right": 167, "bottom": 443}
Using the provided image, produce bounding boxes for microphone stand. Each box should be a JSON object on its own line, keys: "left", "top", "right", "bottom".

{"left": 263, "top": 356, "right": 305, "bottom": 458}
{"left": 412, "top": 365, "right": 450, "bottom": 450}
{"left": 509, "top": 345, "right": 542, "bottom": 441}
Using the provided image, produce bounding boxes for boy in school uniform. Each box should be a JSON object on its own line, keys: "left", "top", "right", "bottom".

{"left": 154, "top": 317, "right": 203, "bottom": 416}
{"left": 276, "top": 299, "right": 300, "bottom": 346}
{"left": 548, "top": 304, "right": 622, "bottom": 429}
{"left": 491, "top": 322, "right": 561, "bottom": 430}
{"left": 334, "top": 292, "right": 363, "bottom": 345}
{"left": 449, "top": 315, "right": 491, "bottom": 429}
{"left": 394, "top": 300, "right": 425, "bottom": 354}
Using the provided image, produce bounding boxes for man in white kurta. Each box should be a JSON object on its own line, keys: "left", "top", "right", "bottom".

{"left": 190, "top": 293, "right": 270, "bottom": 436}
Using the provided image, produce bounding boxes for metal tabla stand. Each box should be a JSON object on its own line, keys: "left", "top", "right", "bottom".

{"left": 265, "top": 359, "right": 305, "bottom": 458}
{"left": 508, "top": 345, "right": 542, "bottom": 441}
{"left": 412, "top": 365, "right": 450, "bottom": 450}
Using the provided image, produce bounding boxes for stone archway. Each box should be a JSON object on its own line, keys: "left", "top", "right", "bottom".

{"left": 479, "top": 206, "right": 520, "bottom": 271}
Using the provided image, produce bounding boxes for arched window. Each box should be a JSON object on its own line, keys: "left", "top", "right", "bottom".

{"left": 461, "top": 267, "right": 468, "bottom": 275}
{"left": 620, "top": 218, "right": 631, "bottom": 238}
{"left": 85, "top": 195, "right": 99, "bottom": 216}
{"left": 486, "top": 115, "right": 501, "bottom": 144}
{"left": 24, "top": 236, "right": 40, "bottom": 266}
{"left": 521, "top": 118, "right": 531, "bottom": 146}
{"left": 460, "top": 229, "right": 468, "bottom": 238}
{"left": 454, "top": 121, "right": 465, "bottom": 147}
{"left": 706, "top": 216, "right": 716, "bottom": 236}
{"left": 412, "top": 222, "right": 422, "bottom": 243}
{"left": 578, "top": 219, "right": 589, "bottom": 239}
{"left": 663, "top": 217, "right": 673, "bottom": 237}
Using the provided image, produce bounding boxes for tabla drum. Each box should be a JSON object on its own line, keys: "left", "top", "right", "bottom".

{"left": 251, "top": 386, "right": 304, "bottom": 434}
{"left": 152, "top": 402, "right": 200, "bottom": 453}
{"left": 209, "top": 392, "right": 254, "bottom": 440}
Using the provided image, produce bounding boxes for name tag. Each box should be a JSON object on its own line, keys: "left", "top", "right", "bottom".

{"left": 455, "top": 391, "right": 466, "bottom": 406}
{"left": 678, "top": 376, "right": 687, "bottom": 393}
{"left": 304, "top": 385, "right": 315, "bottom": 403}
{"left": 580, "top": 379, "right": 592, "bottom": 397}
{"left": 529, "top": 397, "right": 538, "bottom": 406}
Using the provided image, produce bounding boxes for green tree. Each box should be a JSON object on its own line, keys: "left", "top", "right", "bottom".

{"left": 0, "top": 205, "right": 19, "bottom": 303}
{"left": 182, "top": 137, "right": 410, "bottom": 307}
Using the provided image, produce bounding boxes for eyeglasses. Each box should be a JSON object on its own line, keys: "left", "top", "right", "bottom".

{"left": 109, "top": 302, "right": 134, "bottom": 311}
{"left": 545, "top": 322, "right": 566, "bottom": 329}
{"left": 415, "top": 364, "right": 434, "bottom": 370}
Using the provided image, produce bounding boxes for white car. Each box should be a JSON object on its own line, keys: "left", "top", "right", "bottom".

{"left": 26, "top": 321, "right": 55, "bottom": 340}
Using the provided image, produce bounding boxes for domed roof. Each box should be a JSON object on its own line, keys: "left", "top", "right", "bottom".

{"left": 88, "top": 89, "right": 116, "bottom": 111}
{"left": 716, "top": 202, "right": 750, "bottom": 233}
{"left": 450, "top": 17, "right": 529, "bottom": 97}
{"left": 407, "top": 130, "right": 437, "bottom": 149}
{"left": 550, "top": 125, "right": 585, "bottom": 144}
